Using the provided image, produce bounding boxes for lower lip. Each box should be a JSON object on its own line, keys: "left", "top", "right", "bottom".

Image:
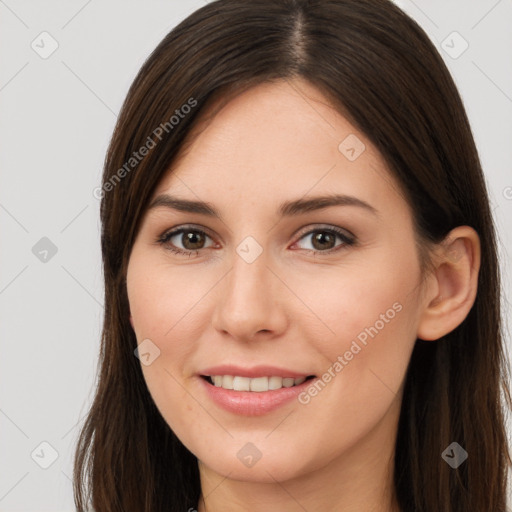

{"left": 199, "top": 376, "right": 315, "bottom": 416}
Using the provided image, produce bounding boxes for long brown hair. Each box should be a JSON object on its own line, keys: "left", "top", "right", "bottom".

{"left": 73, "top": 0, "right": 512, "bottom": 510}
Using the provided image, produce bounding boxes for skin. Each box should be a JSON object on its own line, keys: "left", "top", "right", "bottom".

{"left": 126, "top": 77, "right": 480, "bottom": 512}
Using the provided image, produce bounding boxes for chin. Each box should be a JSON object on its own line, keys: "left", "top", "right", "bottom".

{"left": 194, "top": 440, "right": 315, "bottom": 483}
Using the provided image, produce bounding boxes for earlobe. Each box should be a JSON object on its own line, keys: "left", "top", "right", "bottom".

{"left": 416, "top": 226, "right": 481, "bottom": 341}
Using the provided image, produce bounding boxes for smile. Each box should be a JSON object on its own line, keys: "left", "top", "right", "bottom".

{"left": 202, "top": 375, "right": 315, "bottom": 391}
{"left": 199, "top": 372, "right": 318, "bottom": 416}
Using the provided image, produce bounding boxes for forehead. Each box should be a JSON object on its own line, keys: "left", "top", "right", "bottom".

{"left": 152, "top": 79, "right": 408, "bottom": 219}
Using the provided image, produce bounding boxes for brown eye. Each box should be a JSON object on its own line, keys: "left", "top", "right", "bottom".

{"left": 310, "top": 232, "right": 336, "bottom": 250}
{"left": 157, "top": 227, "right": 214, "bottom": 256}
{"left": 294, "top": 226, "right": 355, "bottom": 254}
{"left": 179, "top": 230, "right": 207, "bottom": 250}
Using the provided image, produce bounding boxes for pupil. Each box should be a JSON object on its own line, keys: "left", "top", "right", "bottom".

{"left": 184, "top": 231, "right": 203, "bottom": 250}
{"left": 313, "top": 232, "right": 334, "bottom": 250}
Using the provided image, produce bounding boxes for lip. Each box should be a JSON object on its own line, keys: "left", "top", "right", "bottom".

{"left": 197, "top": 366, "right": 317, "bottom": 416}
{"left": 199, "top": 364, "right": 311, "bottom": 379}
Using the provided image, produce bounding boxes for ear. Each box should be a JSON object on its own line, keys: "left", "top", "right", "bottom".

{"left": 129, "top": 314, "right": 134, "bottom": 329}
{"left": 416, "top": 226, "right": 481, "bottom": 341}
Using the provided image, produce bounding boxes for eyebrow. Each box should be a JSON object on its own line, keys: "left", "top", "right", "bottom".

{"left": 147, "top": 193, "right": 379, "bottom": 219}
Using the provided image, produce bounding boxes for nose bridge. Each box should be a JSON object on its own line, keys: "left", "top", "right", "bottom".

{"left": 224, "top": 224, "right": 274, "bottom": 300}
{"left": 226, "top": 242, "right": 273, "bottom": 312}
{"left": 212, "top": 236, "right": 286, "bottom": 338}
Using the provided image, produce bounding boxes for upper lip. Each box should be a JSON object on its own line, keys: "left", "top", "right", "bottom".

{"left": 199, "top": 364, "right": 314, "bottom": 379}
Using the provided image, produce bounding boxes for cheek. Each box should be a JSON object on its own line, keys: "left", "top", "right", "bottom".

{"left": 127, "top": 259, "right": 215, "bottom": 404}
{"left": 126, "top": 260, "right": 207, "bottom": 441}
{"left": 296, "top": 251, "right": 419, "bottom": 424}
{"left": 128, "top": 258, "right": 211, "bottom": 341}
{"left": 302, "top": 255, "right": 417, "bottom": 352}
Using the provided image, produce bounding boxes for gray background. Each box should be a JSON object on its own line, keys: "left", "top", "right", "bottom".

{"left": 0, "top": 0, "right": 511, "bottom": 510}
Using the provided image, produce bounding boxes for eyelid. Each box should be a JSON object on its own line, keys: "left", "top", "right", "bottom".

{"left": 157, "top": 223, "right": 216, "bottom": 240}
{"left": 293, "top": 223, "right": 354, "bottom": 241}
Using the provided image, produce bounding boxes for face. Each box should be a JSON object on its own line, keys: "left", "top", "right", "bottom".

{"left": 126, "top": 78, "right": 428, "bottom": 484}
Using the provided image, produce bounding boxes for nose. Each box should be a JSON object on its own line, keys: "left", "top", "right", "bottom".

{"left": 211, "top": 249, "right": 288, "bottom": 342}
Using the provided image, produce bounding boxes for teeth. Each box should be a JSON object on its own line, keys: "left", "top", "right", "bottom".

{"left": 209, "top": 375, "right": 308, "bottom": 392}
{"left": 221, "top": 375, "right": 234, "bottom": 389}
{"left": 282, "top": 377, "right": 295, "bottom": 387}
{"left": 233, "top": 376, "right": 250, "bottom": 391}
{"left": 269, "top": 376, "right": 283, "bottom": 390}
{"left": 250, "top": 376, "right": 268, "bottom": 392}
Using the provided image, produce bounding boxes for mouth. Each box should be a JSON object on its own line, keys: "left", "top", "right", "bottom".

{"left": 200, "top": 374, "right": 316, "bottom": 392}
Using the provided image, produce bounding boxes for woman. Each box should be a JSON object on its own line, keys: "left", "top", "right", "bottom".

{"left": 74, "top": 0, "right": 512, "bottom": 510}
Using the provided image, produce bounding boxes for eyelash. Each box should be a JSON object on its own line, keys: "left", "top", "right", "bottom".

{"left": 155, "top": 224, "right": 356, "bottom": 258}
